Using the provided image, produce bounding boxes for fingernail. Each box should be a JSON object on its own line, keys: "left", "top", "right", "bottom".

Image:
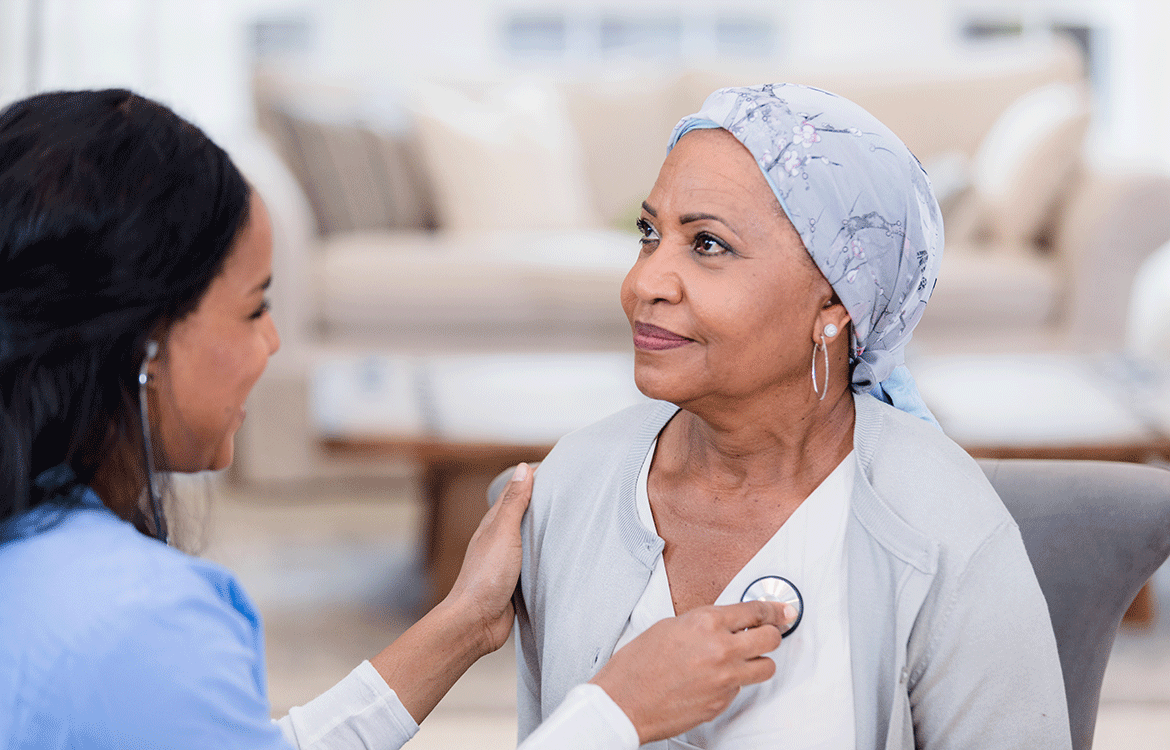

{"left": 782, "top": 604, "right": 797, "bottom": 623}
{"left": 512, "top": 463, "right": 529, "bottom": 481}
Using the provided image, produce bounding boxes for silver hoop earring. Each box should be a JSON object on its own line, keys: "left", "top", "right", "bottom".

{"left": 138, "top": 340, "right": 169, "bottom": 545}
{"left": 811, "top": 334, "right": 829, "bottom": 401}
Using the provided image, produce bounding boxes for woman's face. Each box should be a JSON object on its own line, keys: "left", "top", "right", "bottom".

{"left": 151, "top": 193, "right": 280, "bottom": 472}
{"left": 620, "top": 128, "right": 842, "bottom": 411}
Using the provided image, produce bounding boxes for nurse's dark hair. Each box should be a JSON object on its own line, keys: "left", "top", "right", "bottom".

{"left": 0, "top": 89, "right": 250, "bottom": 534}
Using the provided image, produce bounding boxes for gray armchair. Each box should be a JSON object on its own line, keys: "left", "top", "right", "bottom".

{"left": 980, "top": 458, "right": 1170, "bottom": 750}
{"left": 490, "top": 458, "right": 1170, "bottom": 749}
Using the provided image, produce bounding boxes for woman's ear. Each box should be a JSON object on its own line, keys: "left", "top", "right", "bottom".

{"left": 813, "top": 298, "right": 851, "bottom": 346}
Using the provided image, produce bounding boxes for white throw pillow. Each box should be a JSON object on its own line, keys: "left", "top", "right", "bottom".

{"left": 408, "top": 80, "right": 598, "bottom": 231}
{"left": 561, "top": 69, "right": 684, "bottom": 229}
{"left": 970, "top": 81, "right": 1091, "bottom": 250}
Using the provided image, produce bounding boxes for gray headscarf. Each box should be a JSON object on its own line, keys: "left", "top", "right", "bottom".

{"left": 669, "top": 83, "right": 942, "bottom": 425}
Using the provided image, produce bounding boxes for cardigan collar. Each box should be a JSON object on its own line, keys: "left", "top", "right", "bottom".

{"left": 612, "top": 395, "right": 938, "bottom": 573}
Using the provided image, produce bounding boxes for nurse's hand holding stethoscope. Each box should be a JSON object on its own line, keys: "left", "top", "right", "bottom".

{"left": 591, "top": 599, "right": 799, "bottom": 744}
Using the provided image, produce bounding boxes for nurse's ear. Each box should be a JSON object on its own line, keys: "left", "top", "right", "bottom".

{"left": 138, "top": 340, "right": 159, "bottom": 387}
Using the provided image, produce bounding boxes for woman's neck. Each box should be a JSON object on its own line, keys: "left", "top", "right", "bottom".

{"left": 658, "top": 386, "right": 856, "bottom": 501}
{"left": 647, "top": 386, "right": 856, "bottom": 615}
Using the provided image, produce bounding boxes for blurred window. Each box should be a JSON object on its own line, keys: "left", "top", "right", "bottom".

{"left": 960, "top": 12, "right": 1100, "bottom": 91}
{"left": 961, "top": 19, "right": 1026, "bottom": 41}
{"left": 252, "top": 16, "right": 315, "bottom": 60}
{"left": 504, "top": 14, "right": 567, "bottom": 56}
{"left": 715, "top": 17, "right": 777, "bottom": 57}
{"left": 598, "top": 16, "right": 682, "bottom": 56}
{"left": 501, "top": 10, "right": 778, "bottom": 62}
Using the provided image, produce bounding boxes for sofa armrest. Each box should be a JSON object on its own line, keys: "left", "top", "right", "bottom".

{"left": 1051, "top": 170, "right": 1170, "bottom": 350}
{"left": 224, "top": 131, "right": 320, "bottom": 356}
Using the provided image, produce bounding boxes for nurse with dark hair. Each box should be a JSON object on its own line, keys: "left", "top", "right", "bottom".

{"left": 0, "top": 89, "right": 791, "bottom": 749}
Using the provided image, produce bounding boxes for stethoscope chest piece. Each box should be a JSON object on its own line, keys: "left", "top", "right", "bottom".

{"left": 741, "top": 575, "right": 803, "bottom": 637}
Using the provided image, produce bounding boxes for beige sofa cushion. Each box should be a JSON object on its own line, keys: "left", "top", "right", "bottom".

{"left": 969, "top": 82, "right": 1090, "bottom": 250}
{"left": 265, "top": 108, "right": 351, "bottom": 235}
{"left": 310, "top": 119, "right": 396, "bottom": 232}
{"left": 560, "top": 71, "right": 689, "bottom": 229}
{"left": 914, "top": 243, "right": 1061, "bottom": 342}
{"left": 261, "top": 107, "right": 438, "bottom": 235}
{"left": 409, "top": 81, "right": 598, "bottom": 231}
{"left": 253, "top": 65, "right": 439, "bottom": 236}
{"left": 364, "top": 129, "right": 440, "bottom": 231}
{"left": 677, "top": 36, "right": 1084, "bottom": 164}
{"left": 313, "top": 229, "right": 635, "bottom": 348}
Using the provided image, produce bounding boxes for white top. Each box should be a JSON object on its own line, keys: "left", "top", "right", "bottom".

{"left": 275, "top": 661, "right": 638, "bottom": 750}
{"left": 276, "top": 661, "right": 418, "bottom": 748}
{"left": 614, "top": 440, "right": 857, "bottom": 750}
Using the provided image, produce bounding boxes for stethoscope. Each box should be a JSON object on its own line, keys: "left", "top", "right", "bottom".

{"left": 741, "top": 575, "right": 803, "bottom": 637}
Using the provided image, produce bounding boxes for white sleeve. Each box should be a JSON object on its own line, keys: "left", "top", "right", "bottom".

{"left": 274, "top": 660, "right": 419, "bottom": 750}
{"left": 518, "top": 683, "right": 640, "bottom": 750}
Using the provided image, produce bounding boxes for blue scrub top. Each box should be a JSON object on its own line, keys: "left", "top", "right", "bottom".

{"left": 0, "top": 488, "right": 292, "bottom": 748}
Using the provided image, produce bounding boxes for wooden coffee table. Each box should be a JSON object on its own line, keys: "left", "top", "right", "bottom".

{"left": 322, "top": 434, "right": 551, "bottom": 604}
{"left": 313, "top": 352, "right": 644, "bottom": 602}
{"left": 914, "top": 352, "right": 1170, "bottom": 462}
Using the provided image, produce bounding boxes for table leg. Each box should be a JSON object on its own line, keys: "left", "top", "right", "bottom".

{"left": 421, "top": 461, "right": 508, "bottom": 606}
{"left": 1123, "top": 581, "right": 1156, "bottom": 627}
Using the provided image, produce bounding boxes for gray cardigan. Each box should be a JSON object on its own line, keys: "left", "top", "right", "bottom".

{"left": 515, "top": 393, "right": 1072, "bottom": 749}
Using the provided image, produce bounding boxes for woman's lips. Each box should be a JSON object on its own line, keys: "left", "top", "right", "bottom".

{"left": 633, "top": 322, "right": 693, "bottom": 351}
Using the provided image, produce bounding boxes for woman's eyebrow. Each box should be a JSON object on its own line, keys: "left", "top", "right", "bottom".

{"left": 642, "top": 201, "right": 739, "bottom": 234}
{"left": 251, "top": 276, "right": 272, "bottom": 294}
{"left": 680, "top": 212, "right": 723, "bottom": 225}
{"left": 680, "top": 212, "right": 739, "bottom": 235}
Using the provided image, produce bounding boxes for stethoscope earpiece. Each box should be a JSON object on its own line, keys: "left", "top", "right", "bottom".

{"left": 741, "top": 575, "right": 803, "bottom": 637}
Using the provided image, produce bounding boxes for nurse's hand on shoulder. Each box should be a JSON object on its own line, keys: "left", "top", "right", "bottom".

{"left": 591, "top": 600, "right": 795, "bottom": 744}
{"left": 446, "top": 462, "right": 534, "bottom": 654}
{"left": 370, "top": 463, "right": 532, "bottom": 724}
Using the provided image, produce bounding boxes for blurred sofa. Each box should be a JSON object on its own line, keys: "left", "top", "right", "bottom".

{"left": 232, "top": 37, "right": 1170, "bottom": 483}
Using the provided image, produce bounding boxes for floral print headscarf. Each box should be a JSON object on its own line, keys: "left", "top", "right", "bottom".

{"left": 669, "top": 83, "right": 942, "bottom": 425}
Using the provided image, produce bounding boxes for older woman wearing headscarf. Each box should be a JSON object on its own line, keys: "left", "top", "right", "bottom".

{"left": 512, "top": 84, "right": 1071, "bottom": 749}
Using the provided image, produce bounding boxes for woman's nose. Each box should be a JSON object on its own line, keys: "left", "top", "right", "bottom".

{"left": 264, "top": 315, "right": 281, "bottom": 355}
{"left": 630, "top": 244, "right": 684, "bottom": 305}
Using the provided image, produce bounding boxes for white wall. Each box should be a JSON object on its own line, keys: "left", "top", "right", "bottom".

{"left": 0, "top": 0, "right": 259, "bottom": 144}
{"left": 782, "top": 0, "right": 954, "bottom": 64}
{"left": 2, "top": 0, "right": 1170, "bottom": 165}
{"left": 305, "top": 0, "right": 499, "bottom": 82}
{"left": 1099, "top": 0, "right": 1170, "bottom": 171}
{"left": 0, "top": 0, "right": 33, "bottom": 101}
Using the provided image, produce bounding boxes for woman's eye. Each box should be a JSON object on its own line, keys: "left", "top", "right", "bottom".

{"left": 694, "top": 233, "right": 730, "bottom": 256}
{"left": 636, "top": 219, "right": 659, "bottom": 244}
{"left": 249, "top": 299, "right": 271, "bottom": 320}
